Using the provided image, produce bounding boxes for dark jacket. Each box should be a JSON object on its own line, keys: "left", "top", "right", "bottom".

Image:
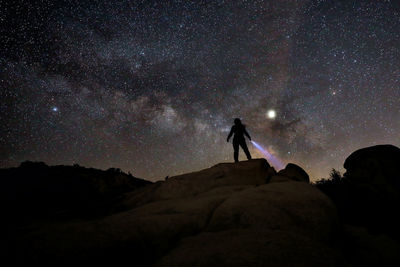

{"left": 227, "top": 124, "right": 251, "bottom": 141}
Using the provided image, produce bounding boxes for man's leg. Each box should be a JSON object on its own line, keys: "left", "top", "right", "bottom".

{"left": 233, "top": 140, "right": 239, "bottom": 162}
{"left": 240, "top": 140, "right": 252, "bottom": 160}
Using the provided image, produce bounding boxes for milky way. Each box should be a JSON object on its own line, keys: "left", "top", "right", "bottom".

{"left": 1, "top": 0, "right": 399, "bottom": 181}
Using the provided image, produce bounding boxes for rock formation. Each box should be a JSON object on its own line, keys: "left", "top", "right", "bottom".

{"left": 3, "top": 159, "right": 343, "bottom": 266}
{"left": 3, "top": 148, "right": 400, "bottom": 266}
{"left": 316, "top": 144, "right": 400, "bottom": 266}
{"left": 344, "top": 144, "right": 400, "bottom": 192}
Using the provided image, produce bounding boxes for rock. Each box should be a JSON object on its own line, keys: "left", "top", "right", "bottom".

{"left": 278, "top": 163, "right": 310, "bottom": 183}
{"left": 342, "top": 225, "right": 400, "bottom": 267}
{"left": 269, "top": 175, "right": 291, "bottom": 183}
{"left": 7, "top": 147, "right": 400, "bottom": 266}
{"left": 155, "top": 229, "right": 341, "bottom": 267}
{"left": 10, "top": 159, "right": 342, "bottom": 266}
{"left": 344, "top": 144, "right": 400, "bottom": 191}
{"left": 340, "top": 144, "right": 400, "bottom": 237}
{"left": 205, "top": 182, "right": 338, "bottom": 240}
{"left": 123, "top": 159, "right": 272, "bottom": 205}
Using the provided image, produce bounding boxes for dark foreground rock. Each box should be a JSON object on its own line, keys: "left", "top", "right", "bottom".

{"left": 3, "top": 159, "right": 344, "bottom": 266}
{"left": 316, "top": 144, "right": 400, "bottom": 266}
{"left": 318, "top": 145, "right": 400, "bottom": 234}
{"left": 4, "top": 150, "right": 400, "bottom": 266}
{"left": 343, "top": 145, "right": 400, "bottom": 233}
{"left": 344, "top": 144, "right": 400, "bottom": 192}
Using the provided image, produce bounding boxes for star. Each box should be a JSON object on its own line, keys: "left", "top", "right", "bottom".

{"left": 267, "top": 110, "right": 277, "bottom": 119}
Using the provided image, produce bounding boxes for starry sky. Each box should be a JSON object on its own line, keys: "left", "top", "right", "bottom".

{"left": 1, "top": 0, "right": 399, "bottom": 181}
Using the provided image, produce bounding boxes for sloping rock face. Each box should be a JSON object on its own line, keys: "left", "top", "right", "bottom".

{"left": 122, "top": 159, "right": 275, "bottom": 207}
{"left": 6, "top": 159, "right": 342, "bottom": 266}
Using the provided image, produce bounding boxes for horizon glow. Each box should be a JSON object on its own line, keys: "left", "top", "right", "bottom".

{"left": 251, "top": 140, "right": 285, "bottom": 170}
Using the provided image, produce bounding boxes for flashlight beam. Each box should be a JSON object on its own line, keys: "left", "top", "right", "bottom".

{"left": 251, "top": 141, "right": 285, "bottom": 170}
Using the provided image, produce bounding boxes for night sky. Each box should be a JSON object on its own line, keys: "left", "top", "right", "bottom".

{"left": 1, "top": 0, "right": 399, "bottom": 181}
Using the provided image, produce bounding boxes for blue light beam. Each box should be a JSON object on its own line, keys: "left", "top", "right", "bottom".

{"left": 251, "top": 140, "right": 285, "bottom": 170}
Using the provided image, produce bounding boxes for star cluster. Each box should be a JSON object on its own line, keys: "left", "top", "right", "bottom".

{"left": 1, "top": 0, "right": 399, "bottom": 181}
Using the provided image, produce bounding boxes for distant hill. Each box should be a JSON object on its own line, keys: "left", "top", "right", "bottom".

{"left": 0, "top": 161, "right": 152, "bottom": 221}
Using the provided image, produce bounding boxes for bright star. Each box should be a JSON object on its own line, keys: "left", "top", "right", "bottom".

{"left": 52, "top": 106, "right": 58, "bottom": 112}
{"left": 267, "top": 110, "right": 276, "bottom": 119}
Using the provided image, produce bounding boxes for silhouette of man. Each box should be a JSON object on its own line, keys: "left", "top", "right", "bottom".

{"left": 227, "top": 118, "right": 252, "bottom": 162}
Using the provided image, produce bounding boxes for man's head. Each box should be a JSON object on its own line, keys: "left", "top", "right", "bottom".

{"left": 234, "top": 118, "right": 241, "bottom": 125}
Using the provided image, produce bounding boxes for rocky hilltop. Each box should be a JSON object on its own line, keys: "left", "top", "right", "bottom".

{"left": 3, "top": 145, "right": 400, "bottom": 266}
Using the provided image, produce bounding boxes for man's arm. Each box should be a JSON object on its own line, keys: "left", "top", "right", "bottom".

{"left": 227, "top": 126, "right": 234, "bottom": 142}
{"left": 244, "top": 127, "right": 251, "bottom": 140}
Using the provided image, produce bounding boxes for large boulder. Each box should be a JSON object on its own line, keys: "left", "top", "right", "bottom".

{"left": 121, "top": 159, "right": 275, "bottom": 207}
{"left": 278, "top": 163, "right": 310, "bottom": 183}
{"left": 155, "top": 181, "right": 340, "bottom": 266}
{"left": 344, "top": 144, "right": 400, "bottom": 192}
{"left": 341, "top": 145, "right": 400, "bottom": 236}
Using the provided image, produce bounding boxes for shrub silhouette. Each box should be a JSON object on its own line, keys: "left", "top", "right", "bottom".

{"left": 315, "top": 168, "right": 343, "bottom": 186}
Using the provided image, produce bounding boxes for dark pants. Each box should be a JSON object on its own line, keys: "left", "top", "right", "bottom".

{"left": 233, "top": 138, "right": 252, "bottom": 162}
